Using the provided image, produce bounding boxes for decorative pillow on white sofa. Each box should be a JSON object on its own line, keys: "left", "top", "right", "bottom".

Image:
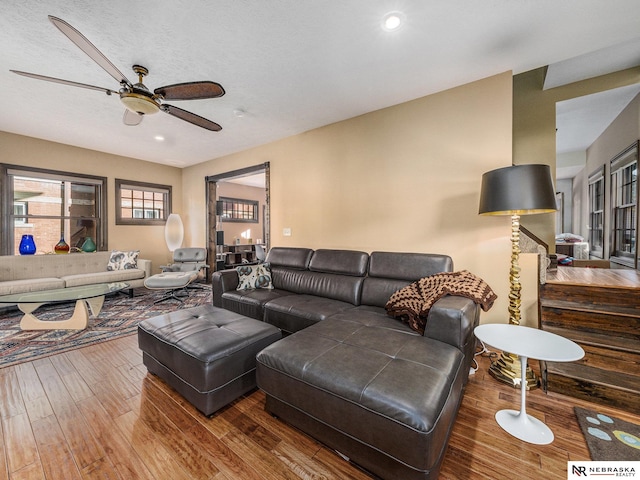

{"left": 107, "top": 250, "right": 139, "bottom": 271}
{"left": 236, "top": 263, "right": 273, "bottom": 290}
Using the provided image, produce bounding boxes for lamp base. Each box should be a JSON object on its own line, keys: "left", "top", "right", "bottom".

{"left": 489, "top": 351, "right": 539, "bottom": 390}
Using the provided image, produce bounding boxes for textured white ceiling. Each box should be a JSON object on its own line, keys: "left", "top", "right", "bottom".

{"left": 556, "top": 84, "right": 640, "bottom": 155}
{"left": 2, "top": 1, "right": 640, "bottom": 167}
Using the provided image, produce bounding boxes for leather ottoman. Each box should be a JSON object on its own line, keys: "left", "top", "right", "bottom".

{"left": 138, "top": 304, "right": 282, "bottom": 416}
{"left": 256, "top": 313, "right": 467, "bottom": 480}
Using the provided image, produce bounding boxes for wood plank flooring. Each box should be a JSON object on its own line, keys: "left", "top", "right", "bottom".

{"left": 2, "top": 334, "right": 639, "bottom": 480}
{"left": 547, "top": 265, "right": 640, "bottom": 289}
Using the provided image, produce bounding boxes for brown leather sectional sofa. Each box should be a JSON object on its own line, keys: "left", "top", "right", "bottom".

{"left": 211, "top": 247, "right": 480, "bottom": 480}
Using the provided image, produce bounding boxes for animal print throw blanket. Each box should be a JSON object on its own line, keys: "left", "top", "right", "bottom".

{"left": 385, "top": 270, "right": 497, "bottom": 334}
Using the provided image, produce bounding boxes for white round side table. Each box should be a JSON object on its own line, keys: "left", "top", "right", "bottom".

{"left": 474, "top": 324, "right": 584, "bottom": 445}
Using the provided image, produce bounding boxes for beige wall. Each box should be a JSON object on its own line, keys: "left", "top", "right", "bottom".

{"left": 587, "top": 92, "right": 640, "bottom": 172}
{"left": 0, "top": 131, "right": 183, "bottom": 270}
{"left": 2, "top": 71, "right": 551, "bottom": 325}
{"left": 184, "top": 72, "right": 528, "bottom": 324}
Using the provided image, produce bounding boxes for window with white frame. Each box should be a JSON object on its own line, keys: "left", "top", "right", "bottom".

{"left": 588, "top": 167, "right": 605, "bottom": 258}
{"left": 610, "top": 142, "right": 639, "bottom": 268}
{"left": 13, "top": 202, "right": 27, "bottom": 225}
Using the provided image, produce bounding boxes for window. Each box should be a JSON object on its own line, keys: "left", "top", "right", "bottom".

{"left": 13, "top": 202, "right": 27, "bottom": 225}
{"left": 610, "top": 142, "right": 639, "bottom": 268}
{"left": 1, "top": 164, "right": 106, "bottom": 255}
{"left": 116, "top": 179, "right": 171, "bottom": 225}
{"left": 220, "top": 197, "right": 259, "bottom": 222}
{"left": 588, "top": 167, "right": 605, "bottom": 258}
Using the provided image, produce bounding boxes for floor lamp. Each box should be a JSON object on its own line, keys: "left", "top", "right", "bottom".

{"left": 478, "top": 164, "right": 557, "bottom": 389}
{"left": 165, "top": 213, "right": 184, "bottom": 253}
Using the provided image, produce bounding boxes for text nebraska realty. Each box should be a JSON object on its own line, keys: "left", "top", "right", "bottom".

{"left": 575, "top": 465, "right": 636, "bottom": 477}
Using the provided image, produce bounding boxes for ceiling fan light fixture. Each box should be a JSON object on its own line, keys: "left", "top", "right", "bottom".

{"left": 16, "top": 19, "right": 224, "bottom": 131}
{"left": 120, "top": 92, "right": 160, "bottom": 115}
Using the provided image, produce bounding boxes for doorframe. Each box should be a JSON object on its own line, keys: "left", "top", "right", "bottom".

{"left": 205, "top": 162, "right": 270, "bottom": 271}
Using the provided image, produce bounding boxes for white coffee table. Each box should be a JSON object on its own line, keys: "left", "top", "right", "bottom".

{"left": 474, "top": 324, "right": 584, "bottom": 445}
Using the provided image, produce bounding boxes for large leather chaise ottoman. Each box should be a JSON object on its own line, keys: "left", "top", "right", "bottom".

{"left": 138, "top": 304, "right": 282, "bottom": 416}
{"left": 256, "top": 310, "right": 470, "bottom": 480}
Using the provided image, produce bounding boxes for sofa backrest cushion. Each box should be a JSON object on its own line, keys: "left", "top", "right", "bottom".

{"left": 269, "top": 248, "right": 366, "bottom": 305}
{"left": 309, "top": 249, "right": 369, "bottom": 276}
{"left": 361, "top": 252, "right": 454, "bottom": 307}
{"left": 313, "top": 271, "right": 364, "bottom": 304}
{"left": 0, "top": 251, "right": 113, "bottom": 281}
{"left": 266, "top": 247, "right": 313, "bottom": 270}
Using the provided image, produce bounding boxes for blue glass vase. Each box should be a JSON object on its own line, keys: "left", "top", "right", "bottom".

{"left": 19, "top": 234, "right": 36, "bottom": 255}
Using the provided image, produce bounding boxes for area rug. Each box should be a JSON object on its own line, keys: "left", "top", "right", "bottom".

{"left": 574, "top": 407, "right": 640, "bottom": 460}
{"left": 0, "top": 286, "right": 212, "bottom": 369}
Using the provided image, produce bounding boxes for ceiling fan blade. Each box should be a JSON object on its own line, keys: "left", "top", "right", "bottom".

{"left": 10, "top": 70, "right": 117, "bottom": 95}
{"left": 154, "top": 81, "right": 225, "bottom": 100}
{"left": 48, "top": 15, "right": 131, "bottom": 86}
{"left": 123, "top": 109, "right": 143, "bottom": 126}
{"left": 161, "top": 104, "right": 222, "bottom": 131}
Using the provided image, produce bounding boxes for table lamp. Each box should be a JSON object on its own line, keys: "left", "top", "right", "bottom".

{"left": 478, "top": 164, "right": 556, "bottom": 388}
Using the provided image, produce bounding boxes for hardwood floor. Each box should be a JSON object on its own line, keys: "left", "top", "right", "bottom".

{"left": 1, "top": 335, "right": 639, "bottom": 480}
{"left": 547, "top": 265, "right": 640, "bottom": 288}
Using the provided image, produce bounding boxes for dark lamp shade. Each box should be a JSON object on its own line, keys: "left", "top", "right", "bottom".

{"left": 478, "top": 164, "right": 557, "bottom": 216}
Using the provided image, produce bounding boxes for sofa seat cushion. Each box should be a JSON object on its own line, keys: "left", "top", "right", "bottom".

{"left": 0, "top": 278, "right": 65, "bottom": 296}
{"left": 256, "top": 315, "right": 465, "bottom": 476}
{"left": 221, "top": 288, "right": 296, "bottom": 321}
{"left": 62, "top": 268, "right": 145, "bottom": 287}
{"left": 327, "top": 305, "right": 420, "bottom": 336}
{"left": 263, "top": 294, "right": 357, "bottom": 334}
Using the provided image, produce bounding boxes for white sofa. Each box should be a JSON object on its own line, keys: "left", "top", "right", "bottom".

{"left": 0, "top": 251, "right": 152, "bottom": 296}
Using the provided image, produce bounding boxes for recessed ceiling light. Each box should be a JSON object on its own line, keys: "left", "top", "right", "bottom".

{"left": 382, "top": 12, "right": 404, "bottom": 31}
{"left": 234, "top": 108, "right": 246, "bottom": 118}
{"left": 154, "top": 135, "right": 165, "bottom": 141}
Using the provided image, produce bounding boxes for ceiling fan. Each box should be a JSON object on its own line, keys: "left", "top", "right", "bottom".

{"left": 10, "top": 15, "right": 225, "bottom": 131}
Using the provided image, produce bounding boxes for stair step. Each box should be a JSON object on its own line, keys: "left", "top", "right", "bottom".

{"left": 545, "top": 362, "right": 640, "bottom": 412}
{"left": 540, "top": 269, "right": 640, "bottom": 411}
{"left": 540, "top": 306, "right": 640, "bottom": 340}
{"left": 540, "top": 298, "right": 640, "bottom": 318}
{"left": 540, "top": 282, "right": 640, "bottom": 308}
{"left": 542, "top": 326, "right": 640, "bottom": 356}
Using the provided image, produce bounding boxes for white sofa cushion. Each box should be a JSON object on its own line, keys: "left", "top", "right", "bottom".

{"left": 62, "top": 268, "right": 145, "bottom": 287}
{"left": 0, "top": 251, "right": 152, "bottom": 294}
{"left": 0, "top": 278, "right": 65, "bottom": 296}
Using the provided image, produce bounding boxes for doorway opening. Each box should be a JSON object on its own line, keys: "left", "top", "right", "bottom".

{"left": 205, "top": 163, "right": 269, "bottom": 271}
